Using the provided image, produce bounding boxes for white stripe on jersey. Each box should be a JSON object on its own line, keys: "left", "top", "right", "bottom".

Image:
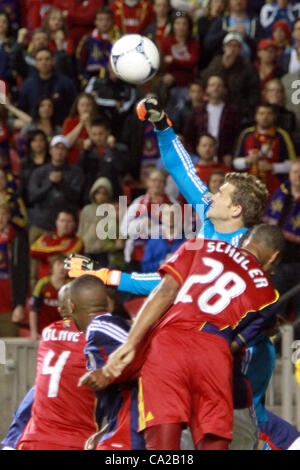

{"left": 131, "top": 273, "right": 161, "bottom": 281}
{"left": 173, "top": 138, "right": 207, "bottom": 196}
{"left": 86, "top": 321, "right": 128, "bottom": 344}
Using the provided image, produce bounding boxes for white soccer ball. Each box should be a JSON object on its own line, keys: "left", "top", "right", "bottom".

{"left": 110, "top": 34, "right": 160, "bottom": 85}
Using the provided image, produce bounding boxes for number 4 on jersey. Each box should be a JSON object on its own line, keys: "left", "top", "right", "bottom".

{"left": 42, "top": 350, "right": 71, "bottom": 398}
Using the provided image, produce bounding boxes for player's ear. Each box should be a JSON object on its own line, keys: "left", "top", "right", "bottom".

{"left": 67, "top": 297, "right": 75, "bottom": 314}
{"left": 264, "top": 250, "right": 280, "bottom": 274}
{"left": 232, "top": 204, "right": 242, "bottom": 219}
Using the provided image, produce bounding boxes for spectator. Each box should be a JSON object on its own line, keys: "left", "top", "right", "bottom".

{"left": 141, "top": 203, "right": 184, "bottom": 272}
{"left": 120, "top": 168, "right": 171, "bottom": 271}
{"left": 254, "top": 38, "right": 284, "bottom": 93}
{"left": 0, "top": 0, "right": 21, "bottom": 33}
{"left": 29, "top": 254, "right": 68, "bottom": 341}
{"left": 207, "top": 168, "right": 226, "bottom": 193}
{"left": 184, "top": 75, "right": 240, "bottom": 162}
{"left": 205, "top": 0, "right": 264, "bottom": 61}
{"left": 10, "top": 27, "right": 49, "bottom": 80}
{"left": 42, "top": 7, "right": 76, "bottom": 78}
{"left": 194, "top": 134, "right": 230, "bottom": 183}
{"left": 76, "top": 7, "right": 120, "bottom": 86}
{"left": 28, "top": 135, "right": 84, "bottom": 234}
{"left": 0, "top": 10, "right": 14, "bottom": 84}
{"left": 85, "top": 62, "right": 137, "bottom": 134}
{"left": 30, "top": 208, "right": 83, "bottom": 283}
{"left": 263, "top": 78, "right": 295, "bottom": 133}
{"left": 260, "top": 0, "right": 300, "bottom": 34}
{"left": 234, "top": 103, "right": 296, "bottom": 195}
{"left": 0, "top": 104, "right": 9, "bottom": 154}
{"left": 197, "top": 0, "right": 228, "bottom": 70}
{"left": 52, "top": 0, "right": 105, "bottom": 46}
{"left": 121, "top": 95, "right": 162, "bottom": 181}
{"left": 0, "top": 202, "right": 28, "bottom": 336}
{"left": 18, "top": 48, "right": 77, "bottom": 125}
{"left": 20, "top": 97, "right": 62, "bottom": 139}
{"left": 280, "top": 18, "right": 300, "bottom": 73}
{"left": 77, "top": 177, "right": 124, "bottom": 268}
{"left": 201, "top": 32, "right": 260, "bottom": 125}
{"left": 170, "top": 78, "right": 204, "bottom": 134}
{"left": 18, "top": 130, "right": 50, "bottom": 210}
{"left": 110, "top": 0, "right": 155, "bottom": 35}
{"left": 271, "top": 19, "right": 291, "bottom": 55}
{"left": 265, "top": 159, "right": 300, "bottom": 330}
{"left": 143, "top": 0, "right": 172, "bottom": 48}
{"left": 160, "top": 10, "right": 199, "bottom": 109}
{"left": 62, "top": 92, "right": 103, "bottom": 164}
{"left": 0, "top": 169, "right": 27, "bottom": 230}
{"left": 23, "top": 0, "right": 54, "bottom": 33}
{"left": 77, "top": 119, "right": 129, "bottom": 202}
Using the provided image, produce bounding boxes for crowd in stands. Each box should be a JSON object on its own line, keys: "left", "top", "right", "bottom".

{"left": 0, "top": 0, "right": 299, "bottom": 339}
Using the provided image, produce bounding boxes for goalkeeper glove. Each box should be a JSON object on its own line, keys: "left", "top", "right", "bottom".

{"left": 65, "top": 254, "right": 122, "bottom": 286}
{"left": 136, "top": 97, "right": 172, "bottom": 130}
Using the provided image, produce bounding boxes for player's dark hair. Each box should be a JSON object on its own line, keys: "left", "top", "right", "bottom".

{"left": 69, "top": 274, "right": 108, "bottom": 311}
{"left": 225, "top": 172, "right": 269, "bottom": 227}
{"left": 106, "top": 288, "right": 131, "bottom": 321}
{"left": 239, "top": 224, "right": 285, "bottom": 256}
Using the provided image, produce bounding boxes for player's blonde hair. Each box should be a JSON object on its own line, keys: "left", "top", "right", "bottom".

{"left": 225, "top": 172, "right": 269, "bottom": 227}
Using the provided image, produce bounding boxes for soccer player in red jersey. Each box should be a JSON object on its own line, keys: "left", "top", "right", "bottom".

{"left": 18, "top": 285, "right": 99, "bottom": 450}
{"left": 103, "top": 224, "right": 284, "bottom": 450}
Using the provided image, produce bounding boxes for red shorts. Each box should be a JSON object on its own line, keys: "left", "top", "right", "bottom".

{"left": 138, "top": 325, "right": 233, "bottom": 445}
{"left": 18, "top": 441, "right": 82, "bottom": 450}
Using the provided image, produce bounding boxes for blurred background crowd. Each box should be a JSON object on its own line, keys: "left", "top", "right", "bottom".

{"left": 0, "top": 0, "right": 299, "bottom": 340}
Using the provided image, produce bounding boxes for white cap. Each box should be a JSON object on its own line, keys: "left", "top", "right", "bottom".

{"left": 50, "top": 135, "right": 70, "bottom": 149}
{"left": 223, "top": 32, "right": 243, "bottom": 45}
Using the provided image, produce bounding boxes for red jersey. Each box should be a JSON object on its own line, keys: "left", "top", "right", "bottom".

{"left": 110, "top": 0, "right": 154, "bottom": 35}
{"left": 158, "top": 239, "right": 279, "bottom": 332}
{"left": 30, "top": 277, "right": 64, "bottom": 333}
{"left": 20, "top": 320, "right": 98, "bottom": 449}
{"left": 195, "top": 162, "right": 230, "bottom": 184}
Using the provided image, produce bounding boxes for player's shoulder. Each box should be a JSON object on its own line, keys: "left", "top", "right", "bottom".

{"left": 86, "top": 313, "right": 130, "bottom": 344}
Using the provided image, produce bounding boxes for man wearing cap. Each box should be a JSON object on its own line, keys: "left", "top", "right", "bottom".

{"left": 205, "top": 0, "right": 264, "bottom": 60}
{"left": 28, "top": 135, "right": 84, "bottom": 233}
{"left": 255, "top": 38, "right": 284, "bottom": 92}
{"left": 201, "top": 32, "right": 260, "bottom": 125}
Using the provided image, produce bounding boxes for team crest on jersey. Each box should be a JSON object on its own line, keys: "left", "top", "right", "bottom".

{"left": 63, "top": 318, "right": 72, "bottom": 329}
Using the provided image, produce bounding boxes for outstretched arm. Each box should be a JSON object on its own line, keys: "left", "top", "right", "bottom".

{"left": 102, "top": 274, "right": 179, "bottom": 378}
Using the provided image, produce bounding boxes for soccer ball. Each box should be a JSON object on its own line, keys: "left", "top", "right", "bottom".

{"left": 110, "top": 34, "right": 160, "bottom": 85}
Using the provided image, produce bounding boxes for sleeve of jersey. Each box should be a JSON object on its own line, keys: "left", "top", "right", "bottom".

{"left": 158, "top": 240, "right": 195, "bottom": 287}
{"left": 117, "top": 272, "right": 161, "bottom": 295}
{"left": 234, "top": 295, "right": 279, "bottom": 347}
{"left": 155, "top": 127, "right": 211, "bottom": 217}
{"left": 85, "top": 320, "right": 129, "bottom": 371}
{"left": 1, "top": 386, "right": 35, "bottom": 449}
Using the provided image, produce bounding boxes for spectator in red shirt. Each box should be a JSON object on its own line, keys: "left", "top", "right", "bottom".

{"left": 42, "top": 8, "right": 74, "bottom": 55}
{"left": 254, "top": 38, "right": 284, "bottom": 94}
{"left": 110, "top": 0, "right": 155, "bottom": 35}
{"left": 30, "top": 208, "right": 83, "bottom": 283}
{"left": 52, "top": 0, "right": 104, "bottom": 46}
{"left": 23, "top": 0, "right": 54, "bottom": 32}
{"left": 143, "top": 0, "right": 172, "bottom": 49}
{"left": 195, "top": 134, "right": 230, "bottom": 184}
{"left": 160, "top": 10, "right": 199, "bottom": 111}
{"left": 62, "top": 92, "right": 104, "bottom": 164}
{"left": 29, "top": 254, "right": 68, "bottom": 341}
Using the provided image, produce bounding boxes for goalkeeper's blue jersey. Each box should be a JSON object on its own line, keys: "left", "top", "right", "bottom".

{"left": 118, "top": 126, "right": 247, "bottom": 296}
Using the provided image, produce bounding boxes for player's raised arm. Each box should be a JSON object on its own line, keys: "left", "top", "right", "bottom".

{"left": 136, "top": 98, "right": 211, "bottom": 216}
{"left": 103, "top": 274, "right": 179, "bottom": 378}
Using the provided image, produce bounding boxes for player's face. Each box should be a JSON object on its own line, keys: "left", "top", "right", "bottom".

{"left": 207, "top": 182, "right": 240, "bottom": 221}
{"left": 56, "top": 213, "right": 76, "bottom": 236}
